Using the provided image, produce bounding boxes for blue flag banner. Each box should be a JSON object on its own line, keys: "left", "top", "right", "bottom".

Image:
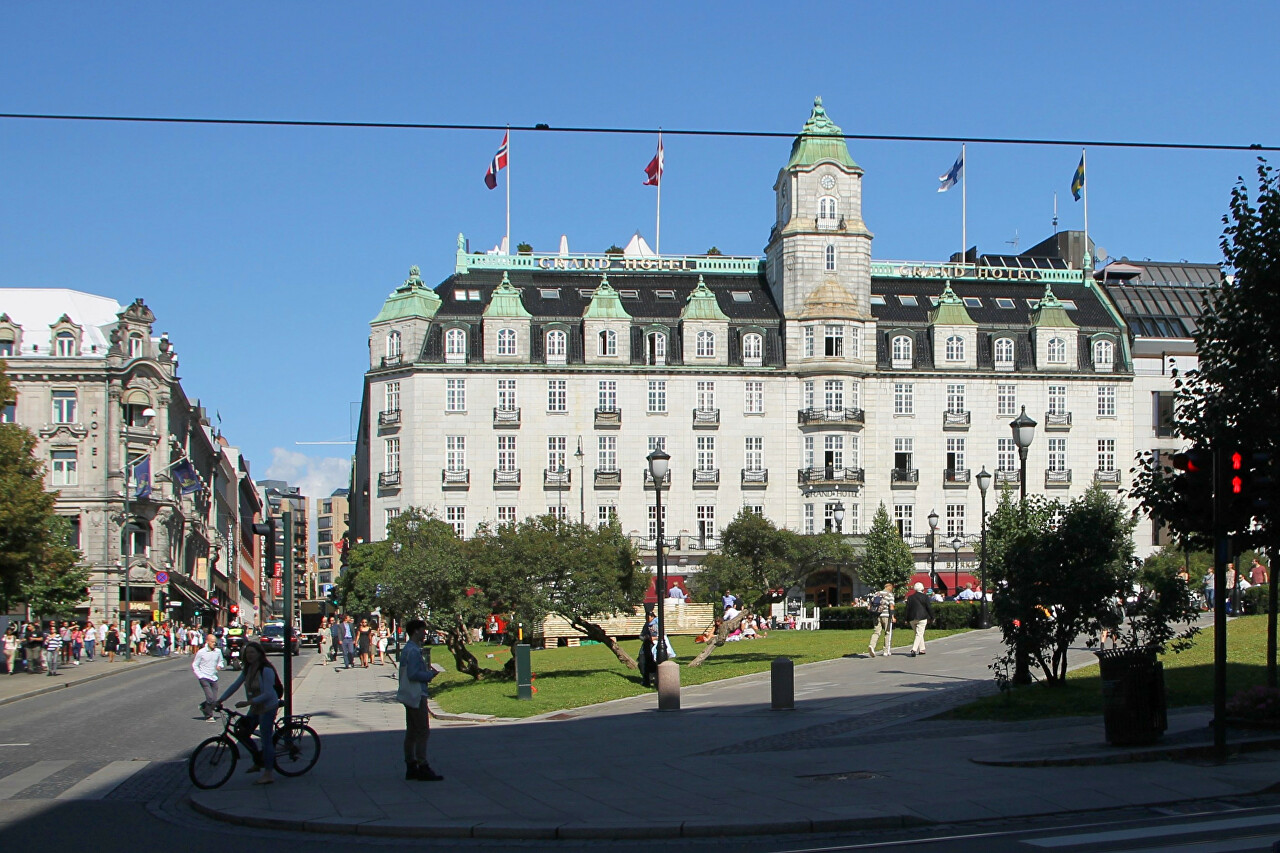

{"left": 134, "top": 457, "right": 153, "bottom": 500}
{"left": 172, "top": 459, "right": 203, "bottom": 495}
{"left": 1071, "top": 154, "right": 1085, "bottom": 201}
{"left": 938, "top": 149, "right": 964, "bottom": 192}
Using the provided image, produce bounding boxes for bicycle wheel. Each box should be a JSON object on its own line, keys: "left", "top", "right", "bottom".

{"left": 272, "top": 722, "right": 320, "bottom": 777}
{"left": 188, "top": 735, "right": 239, "bottom": 789}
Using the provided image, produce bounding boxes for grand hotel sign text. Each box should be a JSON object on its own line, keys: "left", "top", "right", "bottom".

{"left": 536, "top": 256, "right": 698, "bottom": 271}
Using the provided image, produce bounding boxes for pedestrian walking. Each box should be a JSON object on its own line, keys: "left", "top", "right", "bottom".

{"left": 3, "top": 625, "right": 18, "bottom": 674}
{"left": 316, "top": 617, "right": 329, "bottom": 666}
{"left": 104, "top": 625, "right": 120, "bottom": 663}
{"left": 377, "top": 622, "right": 389, "bottom": 665}
{"left": 867, "top": 583, "right": 896, "bottom": 657}
{"left": 396, "top": 618, "right": 443, "bottom": 781}
{"left": 905, "top": 583, "right": 934, "bottom": 657}
{"left": 84, "top": 621, "right": 96, "bottom": 660}
{"left": 192, "top": 632, "right": 226, "bottom": 721}
{"left": 357, "top": 619, "right": 373, "bottom": 668}
{"left": 216, "top": 641, "right": 281, "bottom": 785}
{"left": 339, "top": 615, "right": 356, "bottom": 669}
{"left": 43, "top": 624, "right": 62, "bottom": 676}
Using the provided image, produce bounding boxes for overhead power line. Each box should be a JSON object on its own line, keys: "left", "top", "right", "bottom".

{"left": 0, "top": 111, "right": 1274, "bottom": 153}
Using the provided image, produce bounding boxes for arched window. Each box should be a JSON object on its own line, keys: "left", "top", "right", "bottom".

{"left": 1047, "top": 337, "right": 1067, "bottom": 364}
{"left": 445, "top": 328, "right": 467, "bottom": 363}
{"left": 646, "top": 331, "right": 666, "bottom": 366}
{"left": 128, "top": 333, "right": 144, "bottom": 359}
{"left": 598, "top": 329, "right": 617, "bottom": 357}
{"left": 944, "top": 335, "right": 965, "bottom": 362}
{"left": 385, "top": 330, "right": 402, "bottom": 360}
{"left": 1093, "top": 338, "right": 1114, "bottom": 367}
{"left": 891, "top": 334, "right": 913, "bottom": 366}
{"left": 742, "top": 333, "right": 763, "bottom": 366}
{"left": 993, "top": 337, "right": 1015, "bottom": 368}
{"left": 55, "top": 330, "right": 76, "bottom": 357}
{"left": 696, "top": 330, "right": 715, "bottom": 358}
{"left": 825, "top": 244, "right": 836, "bottom": 271}
{"left": 496, "top": 328, "right": 517, "bottom": 356}
{"left": 545, "top": 329, "right": 567, "bottom": 364}
{"left": 818, "top": 196, "right": 838, "bottom": 223}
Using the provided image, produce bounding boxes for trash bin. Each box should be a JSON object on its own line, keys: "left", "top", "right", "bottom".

{"left": 1096, "top": 648, "right": 1167, "bottom": 746}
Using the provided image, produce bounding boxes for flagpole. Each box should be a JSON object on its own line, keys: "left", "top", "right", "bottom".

{"left": 655, "top": 130, "right": 662, "bottom": 256}
{"left": 961, "top": 143, "right": 967, "bottom": 264}
{"left": 505, "top": 125, "right": 511, "bottom": 254}
{"left": 1081, "top": 147, "right": 1089, "bottom": 269}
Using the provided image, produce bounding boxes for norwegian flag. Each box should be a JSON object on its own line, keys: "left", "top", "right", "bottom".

{"left": 643, "top": 138, "right": 663, "bottom": 186}
{"left": 484, "top": 131, "right": 509, "bottom": 189}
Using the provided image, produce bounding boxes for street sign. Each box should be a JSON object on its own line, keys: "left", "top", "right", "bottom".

{"left": 155, "top": 571, "right": 170, "bottom": 584}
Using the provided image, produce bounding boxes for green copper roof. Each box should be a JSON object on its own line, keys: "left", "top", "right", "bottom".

{"left": 371, "top": 266, "right": 441, "bottom": 323}
{"left": 680, "top": 276, "right": 730, "bottom": 321}
{"left": 581, "top": 275, "right": 632, "bottom": 320}
{"left": 929, "top": 281, "right": 976, "bottom": 326}
{"left": 786, "top": 96, "right": 860, "bottom": 172}
{"left": 482, "top": 272, "right": 532, "bottom": 318}
{"left": 1031, "top": 282, "right": 1077, "bottom": 328}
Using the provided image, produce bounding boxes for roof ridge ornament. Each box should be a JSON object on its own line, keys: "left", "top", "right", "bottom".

{"left": 938, "top": 279, "right": 963, "bottom": 304}
{"left": 1039, "top": 281, "right": 1064, "bottom": 309}
{"left": 800, "top": 95, "right": 843, "bottom": 137}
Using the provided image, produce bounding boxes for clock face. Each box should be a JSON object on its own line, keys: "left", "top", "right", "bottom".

{"left": 820, "top": 175, "right": 836, "bottom": 190}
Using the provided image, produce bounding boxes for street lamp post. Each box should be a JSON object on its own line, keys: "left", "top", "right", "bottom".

{"left": 976, "top": 466, "right": 992, "bottom": 628}
{"left": 557, "top": 464, "right": 565, "bottom": 522}
{"left": 575, "top": 437, "right": 585, "bottom": 525}
{"left": 647, "top": 449, "right": 670, "bottom": 664}
{"left": 1008, "top": 406, "right": 1038, "bottom": 685}
{"left": 833, "top": 502, "right": 845, "bottom": 606}
{"left": 950, "top": 536, "right": 962, "bottom": 599}
{"left": 927, "top": 509, "right": 939, "bottom": 591}
{"left": 117, "top": 406, "right": 155, "bottom": 662}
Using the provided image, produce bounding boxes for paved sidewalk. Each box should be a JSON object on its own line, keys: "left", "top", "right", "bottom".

{"left": 0, "top": 651, "right": 175, "bottom": 707}
{"left": 189, "top": 629, "right": 1280, "bottom": 839}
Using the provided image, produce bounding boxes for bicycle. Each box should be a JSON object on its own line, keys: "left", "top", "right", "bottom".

{"left": 187, "top": 706, "right": 321, "bottom": 789}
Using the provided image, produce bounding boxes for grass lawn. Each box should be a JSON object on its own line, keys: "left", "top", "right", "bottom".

{"left": 942, "top": 615, "right": 1270, "bottom": 722}
{"left": 429, "top": 627, "right": 968, "bottom": 718}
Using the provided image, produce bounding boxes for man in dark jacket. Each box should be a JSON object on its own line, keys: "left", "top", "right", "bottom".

{"left": 905, "top": 582, "right": 934, "bottom": 657}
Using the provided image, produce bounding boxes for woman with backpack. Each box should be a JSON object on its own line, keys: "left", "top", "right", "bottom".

{"left": 216, "top": 640, "right": 281, "bottom": 785}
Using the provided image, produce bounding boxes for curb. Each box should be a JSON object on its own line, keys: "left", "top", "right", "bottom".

{"left": 0, "top": 654, "right": 173, "bottom": 707}
{"left": 974, "top": 734, "right": 1280, "bottom": 767}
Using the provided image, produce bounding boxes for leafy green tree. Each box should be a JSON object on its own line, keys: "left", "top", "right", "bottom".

{"left": 21, "top": 516, "right": 89, "bottom": 616}
{"left": 859, "top": 503, "right": 914, "bottom": 591}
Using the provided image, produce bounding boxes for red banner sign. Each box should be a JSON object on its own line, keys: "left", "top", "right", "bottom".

{"left": 273, "top": 578, "right": 283, "bottom": 597}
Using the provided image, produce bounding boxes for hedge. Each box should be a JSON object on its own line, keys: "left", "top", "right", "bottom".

{"left": 819, "top": 601, "right": 982, "bottom": 631}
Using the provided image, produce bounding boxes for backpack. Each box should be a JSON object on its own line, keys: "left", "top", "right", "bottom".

{"left": 869, "top": 594, "right": 883, "bottom": 613}
{"left": 265, "top": 662, "right": 285, "bottom": 699}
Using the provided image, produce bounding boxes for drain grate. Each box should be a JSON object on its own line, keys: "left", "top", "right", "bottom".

{"left": 796, "top": 770, "right": 881, "bottom": 782}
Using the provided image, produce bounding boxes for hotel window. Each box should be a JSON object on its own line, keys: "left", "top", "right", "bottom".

{"left": 1098, "top": 438, "right": 1116, "bottom": 471}
{"left": 696, "top": 436, "right": 716, "bottom": 471}
{"left": 994, "top": 337, "right": 1015, "bottom": 369}
{"left": 894, "top": 504, "right": 914, "bottom": 538}
{"left": 891, "top": 334, "right": 913, "bottom": 367}
{"left": 803, "top": 503, "right": 815, "bottom": 535}
{"left": 1093, "top": 339, "right": 1114, "bottom": 367}
{"left": 945, "top": 335, "right": 965, "bottom": 362}
{"left": 825, "top": 325, "right": 844, "bottom": 357}
{"left": 598, "top": 329, "right": 617, "bottom": 357}
{"left": 548, "top": 505, "right": 567, "bottom": 522}
{"left": 648, "top": 380, "right": 667, "bottom": 413}
{"left": 497, "top": 379, "right": 516, "bottom": 411}
{"left": 946, "top": 384, "right": 966, "bottom": 413}
{"left": 1097, "top": 385, "right": 1116, "bottom": 417}
{"left": 894, "top": 437, "right": 914, "bottom": 471}
{"left": 742, "top": 332, "right": 763, "bottom": 366}
{"left": 496, "top": 328, "right": 517, "bottom": 356}
{"left": 385, "top": 381, "right": 401, "bottom": 413}
{"left": 546, "top": 329, "right": 567, "bottom": 364}
{"left": 824, "top": 380, "right": 844, "bottom": 412}
{"left": 804, "top": 436, "right": 815, "bottom": 469}
{"left": 997, "top": 437, "right": 1016, "bottom": 472}
{"left": 847, "top": 434, "right": 861, "bottom": 469}
{"left": 696, "top": 381, "right": 716, "bottom": 410}
{"left": 744, "top": 380, "right": 764, "bottom": 414}
{"left": 1047, "top": 337, "right": 1067, "bottom": 364}
{"left": 445, "top": 378, "right": 465, "bottom": 412}
{"left": 497, "top": 506, "right": 518, "bottom": 526}
{"left": 445, "top": 328, "right": 467, "bottom": 363}
{"left": 547, "top": 380, "right": 566, "bottom": 412}
{"left": 1048, "top": 385, "right": 1067, "bottom": 416}
{"left": 696, "top": 330, "right": 716, "bottom": 358}
{"left": 55, "top": 330, "right": 76, "bottom": 357}
{"left": 997, "top": 384, "right": 1017, "bottom": 417}
{"left": 825, "top": 244, "right": 836, "bottom": 271}
{"left": 385, "top": 508, "right": 401, "bottom": 527}
{"left": 598, "top": 436, "right": 618, "bottom": 472}
{"left": 947, "top": 437, "right": 966, "bottom": 472}
{"left": 893, "top": 383, "right": 914, "bottom": 415}
{"left": 1, "top": 401, "right": 13, "bottom": 423}
{"left": 696, "top": 505, "right": 716, "bottom": 546}
{"left": 946, "top": 504, "right": 966, "bottom": 538}
{"left": 1047, "top": 438, "right": 1067, "bottom": 472}
{"left": 128, "top": 333, "right": 144, "bottom": 359}
{"left": 0, "top": 336, "right": 13, "bottom": 357}
{"left": 384, "top": 438, "right": 401, "bottom": 473}
{"left": 547, "top": 436, "right": 567, "bottom": 472}
{"left": 646, "top": 331, "right": 666, "bottom": 365}
{"left": 648, "top": 504, "right": 666, "bottom": 541}
{"left": 445, "top": 506, "right": 466, "bottom": 538}
{"left": 745, "top": 437, "right": 763, "bottom": 472}
{"left": 386, "top": 330, "right": 401, "bottom": 360}
{"left": 51, "top": 450, "right": 77, "bottom": 487}
{"left": 803, "top": 326, "right": 815, "bottom": 357}
{"left": 846, "top": 503, "right": 861, "bottom": 534}
{"left": 597, "top": 504, "right": 618, "bottom": 527}
{"left": 445, "top": 436, "right": 465, "bottom": 472}
{"left": 824, "top": 435, "right": 844, "bottom": 469}
{"left": 496, "top": 435, "right": 517, "bottom": 472}
{"left": 52, "top": 390, "right": 77, "bottom": 424}
{"left": 818, "top": 196, "right": 838, "bottom": 223}
{"left": 848, "top": 327, "right": 861, "bottom": 359}
{"left": 803, "top": 380, "right": 816, "bottom": 411}
{"left": 598, "top": 380, "right": 618, "bottom": 411}
{"left": 648, "top": 435, "right": 666, "bottom": 456}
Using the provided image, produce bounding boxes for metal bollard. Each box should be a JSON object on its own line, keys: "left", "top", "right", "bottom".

{"left": 771, "top": 656, "right": 794, "bottom": 710}
{"left": 515, "top": 643, "right": 533, "bottom": 700}
{"left": 657, "top": 660, "right": 681, "bottom": 710}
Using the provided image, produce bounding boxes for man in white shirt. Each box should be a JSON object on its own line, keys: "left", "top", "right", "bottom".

{"left": 192, "top": 633, "right": 225, "bottom": 721}
{"left": 667, "top": 583, "right": 688, "bottom": 601}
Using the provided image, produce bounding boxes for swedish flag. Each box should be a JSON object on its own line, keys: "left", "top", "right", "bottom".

{"left": 1071, "top": 153, "right": 1085, "bottom": 202}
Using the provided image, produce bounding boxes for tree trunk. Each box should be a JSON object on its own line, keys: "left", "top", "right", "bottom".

{"left": 569, "top": 615, "right": 638, "bottom": 668}
{"left": 444, "top": 614, "right": 486, "bottom": 680}
{"left": 687, "top": 612, "right": 748, "bottom": 667}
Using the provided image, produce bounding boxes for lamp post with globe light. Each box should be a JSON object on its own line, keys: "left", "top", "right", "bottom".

{"left": 927, "top": 509, "right": 939, "bottom": 591}
{"left": 646, "top": 448, "right": 670, "bottom": 663}
{"left": 976, "top": 466, "right": 992, "bottom": 628}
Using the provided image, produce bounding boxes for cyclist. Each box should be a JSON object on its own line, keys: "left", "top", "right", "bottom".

{"left": 216, "top": 640, "right": 280, "bottom": 785}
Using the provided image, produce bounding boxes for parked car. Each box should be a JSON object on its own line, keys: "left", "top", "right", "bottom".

{"left": 258, "top": 622, "right": 300, "bottom": 656}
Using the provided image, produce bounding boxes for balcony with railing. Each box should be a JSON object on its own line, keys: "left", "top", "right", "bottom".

{"left": 1045, "top": 411, "right": 1073, "bottom": 430}
{"left": 741, "top": 468, "right": 769, "bottom": 487}
{"left": 1045, "top": 469, "right": 1072, "bottom": 487}
{"left": 643, "top": 469, "right": 672, "bottom": 489}
{"left": 380, "top": 353, "right": 402, "bottom": 368}
{"left": 798, "top": 466, "right": 864, "bottom": 487}
{"left": 688, "top": 535, "right": 719, "bottom": 551}
{"left": 377, "top": 470, "right": 401, "bottom": 489}
{"left": 1094, "top": 468, "right": 1122, "bottom": 488}
{"left": 798, "top": 407, "right": 865, "bottom": 428}
{"left": 378, "top": 409, "right": 401, "bottom": 428}
{"left": 692, "top": 408, "right": 720, "bottom": 429}
{"left": 594, "top": 407, "right": 622, "bottom": 428}
{"left": 994, "top": 468, "right": 1019, "bottom": 487}
{"left": 944, "top": 468, "right": 971, "bottom": 486}
{"left": 891, "top": 468, "right": 919, "bottom": 487}
{"left": 442, "top": 468, "right": 470, "bottom": 489}
{"left": 492, "top": 469, "right": 521, "bottom": 489}
{"left": 634, "top": 534, "right": 680, "bottom": 552}
{"left": 692, "top": 468, "right": 720, "bottom": 487}
{"left": 543, "top": 468, "right": 571, "bottom": 490}
{"left": 492, "top": 407, "right": 521, "bottom": 428}
{"left": 594, "top": 468, "right": 622, "bottom": 488}
{"left": 943, "top": 410, "right": 971, "bottom": 430}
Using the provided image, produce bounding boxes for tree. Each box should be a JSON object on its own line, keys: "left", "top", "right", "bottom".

{"left": 860, "top": 503, "right": 914, "bottom": 591}
{"left": 21, "top": 516, "right": 89, "bottom": 616}
{"left": 515, "top": 242, "right": 533, "bottom": 255}
{"left": 705, "top": 246, "right": 722, "bottom": 255}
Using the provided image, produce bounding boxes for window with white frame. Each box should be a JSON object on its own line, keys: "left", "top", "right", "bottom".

{"left": 646, "top": 331, "right": 666, "bottom": 365}
{"left": 648, "top": 504, "right": 665, "bottom": 541}
{"left": 497, "top": 435, "right": 517, "bottom": 472}
{"left": 946, "top": 504, "right": 966, "bottom": 538}
{"left": 547, "top": 379, "right": 566, "bottom": 412}
{"left": 647, "top": 434, "right": 666, "bottom": 458}
{"left": 445, "top": 378, "right": 465, "bottom": 412}
{"left": 1098, "top": 438, "right": 1116, "bottom": 471}
{"left": 803, "top": 435, "right": 815, "bottom": 469}
{"left": 803, "top": 326, "right": 815, "bottom": 358}
{"left": 1047, "top": 337, "right": 1067, "bottom": 364}
{"left": 825, "top": 325, "right": 844, "bottom": 357}
{"left": 497, "top": 379, "right": 516, "bottom": 411}
{"left": 742, "top": 504, "right": 764, "bottom": 517}
{"left": 894, "top": 504, "right": 914, "bottom": 538}
{"left": 497, "top": 506, "right": 517, "bottom": 526}
{"left": 385, "top": 508, "right": 401, "bottom": 527}
{"left": 846, "top": 503, "right": 861, "bottom": 534}
{"left": 445, "top": 506, "right": 466, "bottom": 538}
{"left": 497, "top": 328, "right": 517, "bottom": 356}
{"left": 547, "top": 436, "right": 566, "bottom": 473}
{"left": 696, "top": 381, "right": 716, "bottom": 410}
{"left": 804, "top": 503, "right": 815, "bottom": 535}
{"left": 848, "top": 380, "right": 861, "bottom": 409}
{"left": 803, "top": 380, "right": 816, "bottom": 410}
{"left": 945, "top": 334, "right": 965, "bottom": 361}
{"left": 994, "top": 337, "right": 1015, "bottom": 369}
{"left": 848, "top": 434, "right": 861, "bottom": 469}
{"left": 545, "top": 329, "right": 567, "bottom": 364}
{"left": 598, "top": 329, "right": 617, "bottom": 357}
{"left": 947, "top": 437, "right": 966, "bottom": 473}
{"left": 824, "top": 435, "right": 844, "bottom": 469}
{"left": 548, "top": 505, "right": 567, "bottom": 522}
{"left": 52, "top": 390, "right": 77, "bottom": 424}
{"left": 894, "top": 437, "right": 914, "bottom": 471}
{"left": 445, "top": 436, "right": 465, "bottom": 472}
{"left": 1097, "top": 385, "right": 1116, "bottom": 417}
{"left": 1048, "top": 437, "right": 1067, "bottom": 472}
{"left": 0, "top": 338, "right": 12, "bottom": 357}
{"left": 55, "top": 330, "right": 76, "bottom": 357}
{"left": 386, "top": 330, "right": 401, "bottom": 360}
{"left": 946, "top": 384, "right": 966, "bottom": 413}
{"left": 818, "top": 196, "right": 838, "bottom": 222}
{"left": 1093, "top": 339, "right": 1114, "bottom": 367}
{"left": 894, "top": 383, "right": 914, "bottom": 415}
{"left": 848, "top": 327, "right": 861, "bottom": 359}
{"left": 128, "top": 333, "right": 144, "bottom": 359}
{"left": 51, "top": 450, "right": 77, "bottom": 486}
{"left": 648, "top": 380, "right": 667, "bottom": 413}
{"left": 598, "top": 435, "right": 617, "bottom": 472}
{"left": 385, "top": 437, "right": 401, "bottom": 473}
{"left": 385, "top": 381, "right": 401, "bottom": 413}
{"left": 1048, "top": 385, "right": 1067, "bottom": 416}
{"left": 824, "top": 380, "right": 844, "bottom": 412}
{"left": 997, "top": 384, "right": 1017, "bottom": 417}
{"left": 696, "top": 436, "right": 716, "bottom": 471}
{"left": 892, "top": 334, "right": 913, "bottom": 367}
{"left": 744, "top": 381, "right": 764, "bottom": 414}
{"left": 696, "top": 505, "right": 716, "bottom": 546}
{"left": 598, "top": 380, "right": 617, "bottom": 411}
{"left": 696, "top": 330, "right": 715, "bottom": 357}
{"left": 1, "top": 401, "right": 13, "bottom": 423}
{"left": 742, "top": 333, "right": 763, "bottom": 365}
{"left": 825, "top": 244, "right": 836, "bottom": 271}
{"left": 597, "top": 504, "right": 617, "bottom": 527}
{"left": 445, "top": 328, "right": 467, "bottom": 363}
{"left": 998, "top": 437, "right": 1017, "bottom": 471}
{"left": 745, "top": 437, "right": 763, "bottom": 472}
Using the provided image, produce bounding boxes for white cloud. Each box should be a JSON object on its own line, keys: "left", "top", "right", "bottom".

{"left": 264, "top": 448, "right": 351, "bottom": 502}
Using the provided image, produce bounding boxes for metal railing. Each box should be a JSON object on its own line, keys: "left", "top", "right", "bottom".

{"left": 692, "top": 408, "right": 720, "bottom": 428}
{"left": 741, "top": 468, "right": 769, "bottom": 485}
{"left": 492, "top": 407, "right": 521, "bottom": 426}
{"left": 944, "top": 468, "right": 971, "bottom": 484}
{"left": 798, "top": 407, "right": 865, "bottom": 426}
{"left": 692, "top": 468, "right": 720, "bottom": 485}
{"left": 1045, "top": 469, "right": 1072, "bottom": 486}
{"left": 442, "top": 469, "right": 470, "bottom": 487}
{"left": 943, "top": 410, "right": 971, "bottom": 428}
{"left": 378, "top": 409, "right": 401, "bottom": 426}
{"left": 891, "top": 468, "right": 919, "bottom": 484}
{"left": 377, "top": 470, "right": 401, "bottom": 488}
{"left": 594, "top": 407, "right": 622, "bottom": 427}
{"left": 493, "top": 469, "right": 521, "bottom": 487}
{"left": 797, "top": 466, "right": 864, "bottom": 485}
{"left": 1045, "top": 411, "right": 1073, "bottom": 429}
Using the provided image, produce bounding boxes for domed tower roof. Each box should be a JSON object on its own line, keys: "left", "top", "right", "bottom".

{"left": 786, "top": 96, "right": 860, "bottom": 172}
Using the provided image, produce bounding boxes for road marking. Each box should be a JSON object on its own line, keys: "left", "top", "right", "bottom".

{"left": 0, "top": 760, "right": 73, "bottom": 800}
{"left": 56, "top": 759, "right": 150, "bottom": 800}
{"left": 0, "top": 743, "right": 30, "bottom": 747}
{"left": 1022, "top": 813, "right": 1280, "bottom": 847}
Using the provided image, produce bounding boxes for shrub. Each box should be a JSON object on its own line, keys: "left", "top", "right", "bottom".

{"left": 1227, "top": 685, "right": 1280, "bottom": 721}
{"left": 1244, "top": 584, "right": 1270, "bottom": 614}
{"left": 819, "top": 602, "right": 980, "bottom": 631}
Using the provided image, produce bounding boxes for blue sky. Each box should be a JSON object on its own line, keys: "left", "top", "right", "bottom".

{"left": 2, "top": 2, "right": 1276, "bottom": 499}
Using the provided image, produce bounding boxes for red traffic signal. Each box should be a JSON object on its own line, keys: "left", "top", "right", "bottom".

{"left": 1231, "top": 451, "right": 1244, "bottom": 495}
{"left": 229, "top": 604, "right": 239, "bottom": 615}
{"left": 1171, "top": 446, "right": 1212, "bottom": 474}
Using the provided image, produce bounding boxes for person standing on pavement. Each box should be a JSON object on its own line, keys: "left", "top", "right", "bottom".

{"left": 339, "top": 615, "right": 356, "bottom": 669}
{"left": 3, "top": 625, "right": 18, "bottom": 674}
{"left": 84, "top": 621, "right": 96, "bottom": 661}
{"left": 905, "top": 583, "right": 934, "bottom": 657}
{"left": 868, "top": 583, "right": 895, "bottom": 657}
{"left": 397, "top": 618, "right": 443, "bottom": 781}
{"left": 43, "top": 623, "right": 62, "bottom": 676}
{"left": 192, "top": 632, "right": 226, "bottom": 720}
{"left": 104, "top": 624, "right": 120, "bottom": 663}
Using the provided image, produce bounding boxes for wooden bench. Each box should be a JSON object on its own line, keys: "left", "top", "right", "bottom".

{"left": 535, "top": 603, "right": 717, "bottom": 649}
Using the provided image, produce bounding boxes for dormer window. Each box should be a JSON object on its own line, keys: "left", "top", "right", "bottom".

{"left": 386, "top": 330, "right": 402, "bottom": 360}
{"left": 817, "top": 196, "right": 839, "bottom": 227}
{"left": 944, "top": 335, "right": 965, "bottom": 362}
{"left": 496, "top": 328, "right": 517, "bottom": 356}
{"left": 891, "top": 334, "right": 913, "bottom": 369}
{"left": 743, "top": 332, "right": 763, "bottom": 366}
{"left": 696, "top": 330, "right": 716, "bottom": 358}
{"left": 0, "top": 335, "right": 13, "bottom": 357}
{"left": 55, "top": 330, "right": 76, "bottom": 357}
{"left": 1093, "top": 339, "right": 1114, "bottom": 370}
{"left": 598, "top": 329, "right": 617, "bottom": 357}
{"left": 825, "top": 244, "right": 836, "bottom": 271}
{"left": 898, "top": 295, "right": 918, "bottom": 307}
{"left": 546, "top": 329, "right": 567, "bottom": 365}
{"left": 445, "top": 328, "right": 467, "bottom": 363}
{"left": 646, "top": 331, "right": 666, "bottom": 366}
{"left": 1047, "top": 337, "right": 1068, "bottom": 364}
{"left": 994, "top": 337, "right": 1015, "bottom": 370}
{"left": 128, "top": 333, "right": 144, "bottom": 359}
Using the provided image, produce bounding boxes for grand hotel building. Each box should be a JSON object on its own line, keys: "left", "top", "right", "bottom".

{"left": 351, "top": 99, "right": 1217, "bottom": 602}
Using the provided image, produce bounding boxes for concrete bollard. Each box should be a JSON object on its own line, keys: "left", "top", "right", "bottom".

{"left": 657, "top": 660, "right": 681, "bottom": 710}
{"left": 771, "top": 656, "right": 794, "bottom": 710}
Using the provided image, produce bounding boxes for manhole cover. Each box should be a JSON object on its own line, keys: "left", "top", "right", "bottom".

{"left": 796, "top": 770, "right": 881, "bottom": 782}
{"left": 544, "top": 713, "right": 578, "bottom": 721}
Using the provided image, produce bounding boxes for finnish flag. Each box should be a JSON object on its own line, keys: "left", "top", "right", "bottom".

{"left": 938, "top": 149, "right": 964, "bottom": 193}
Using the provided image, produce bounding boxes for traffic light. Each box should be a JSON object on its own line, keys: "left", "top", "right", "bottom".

{"left": 1224, "top": 447, "right": 1275, "bottom": 543}
{"left": 1165, "top": 444, "right": 1214, "bottom": 540}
